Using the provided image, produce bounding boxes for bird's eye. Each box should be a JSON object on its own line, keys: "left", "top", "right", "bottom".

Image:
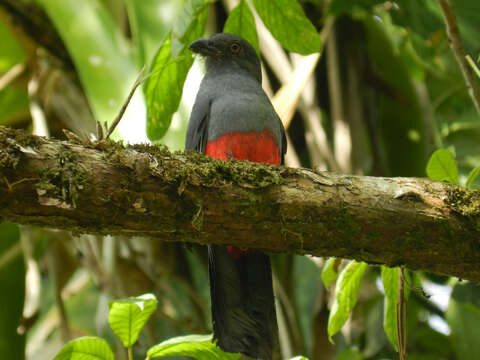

{"left": 230, "top": 43, "right": 241, "bottom": 53}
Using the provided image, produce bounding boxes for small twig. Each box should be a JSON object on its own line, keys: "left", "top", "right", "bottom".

{"left": 437, "top": 0, "right": 480, "bottom": 116}
{"left": 0, "top": 62, "right": 26, "bottom": 91}
{"left": 105, "top": 66, "right": 146, "bottom": 140}
{"left": 397, "top": 268, "right": 407, "bottom": 360}
{"left": 3, "top": 177, "right": 40, "bottom": 192}
{"left": 466, "top": 55, "right": 480, "bottom": 79}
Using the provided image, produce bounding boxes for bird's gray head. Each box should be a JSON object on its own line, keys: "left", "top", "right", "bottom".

{"left": 189, "top": 33, "right": 261, "bottom": 83}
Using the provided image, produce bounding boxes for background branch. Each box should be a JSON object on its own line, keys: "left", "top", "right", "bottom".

{"left": 437, "top": 0, "right": 480, "bottom": 116}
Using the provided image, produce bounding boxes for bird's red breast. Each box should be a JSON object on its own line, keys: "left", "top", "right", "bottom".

{"left": 205, "top": 128, "right": 281, "bottom": 258}
{"left": 205, "top": 128, "right": 281, "bottom": 164}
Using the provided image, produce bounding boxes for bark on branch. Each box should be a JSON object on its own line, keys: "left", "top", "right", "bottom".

{"left": 1, "top": 126, "right": 480, "bottom": 281}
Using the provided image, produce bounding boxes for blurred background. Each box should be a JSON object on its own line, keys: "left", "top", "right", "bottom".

{"left": 1, "top": 0, "right": 480, "bottom": 359}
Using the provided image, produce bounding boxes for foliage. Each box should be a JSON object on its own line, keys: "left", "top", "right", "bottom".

{"left": 327, "top": 261, "right": 367, "bottom": 341}
{"left": 1, "top": 0, "right": 480, "bottom": 359}
{"left": 53, "top": 294, "right": 241, "bottom": 360}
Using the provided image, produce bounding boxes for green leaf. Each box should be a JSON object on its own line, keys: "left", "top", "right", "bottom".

{"left": 147, "top": 334, "right": 241, "bottom": 359}
{"left": 224, "top": 0, "right": 259, "bottom": 55}
{"left": 327, "top": 261, "right": 368, "bottom": 341}
{"left": 426, "top": 149, "right": 459, "bottom": 184}
{"left": 171, "top": 0, "right": 210, "bottom": 57}
{"left": 145, "top": 1, "right": 208, "bottom": 141}
{"left": 0, "top": 87, "right": 29, "bottom": 126}
{"left": 466, "top": 166, "right": 480, "bottom": 188}
{"left": 37, "top": 0, "right": 138, "bottom": 128}
{"left": 0, "top": 20, "right": 25, "bottom": 70}
{"left": 108, "top": 293, "right": 158, "bottom": 347}
{"left": 446, "top": 282, "right": 480, "bottom": 360}
{"left": 288, "top": 357, "right": 309, "bottom": 360}
{"left": 321, "top": 258, "right": 340, "bottom": 288}
{"left": 124, "top": 0, "right": 180, "bottom": 66}
{"left": 381, "top": 266, "right": 399, "bottom": 351}
{"left": 53, "top": 337, "right": 114, "bottom": 360}
{"left": 0, "top": 223, "right": 25, "bottom": 359}
{"left": 251, "top": 0, "right": 321, "bottom": 55}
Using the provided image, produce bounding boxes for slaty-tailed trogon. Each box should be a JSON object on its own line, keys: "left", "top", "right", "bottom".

{"left": 186, "top": 33, "right": 286, "bottom": 359}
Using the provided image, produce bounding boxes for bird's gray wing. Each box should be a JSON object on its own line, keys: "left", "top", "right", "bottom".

{"left": 279, "top": 114, "right": 287, "bottom": 165}
{"left": 185, "top": 94, "right": 210, "bottom": 153}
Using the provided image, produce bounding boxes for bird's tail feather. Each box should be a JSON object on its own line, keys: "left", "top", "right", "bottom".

{"left": 208, "top": 244, "right": 278, "bottom": 360}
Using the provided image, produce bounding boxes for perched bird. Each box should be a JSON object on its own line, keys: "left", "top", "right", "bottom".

{"left": 186, "top": 33, "right": 286, "bottom": 359}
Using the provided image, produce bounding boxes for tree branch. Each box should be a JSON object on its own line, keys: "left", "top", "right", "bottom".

{"left": 437, "top": 0, "right": 480, "bottom": 116}
{"left": 1, "top": 126, "right": 480, "bottom": 281}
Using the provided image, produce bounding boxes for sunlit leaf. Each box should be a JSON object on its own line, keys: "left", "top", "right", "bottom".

{"left": 108, "top": 293, "right": 158, "bottom": 347}
{"left": 38, "top": 0, "right": 138, "bottom": 129}
{"left": 171, "top": 0, "right": 210, "bottom": 57}
{"left": 145, "top": 0, "right": 208, "bottom": 141}
{"left": 53, "top": 337, "right": 114, "bottom": 360}
{"left": 251, "top": 0, "right": 321, "bottom": 55}
{"left": 327, "top": 261, "right": 368, "bottom": 341}
{"left": 147, "top": 334, "right": 241, "bottom": 359}
{"left": 124, "top": 0, "right": 180, "bottom": 65}
{"left": 321, "top": 258, "right": 340, "bottom": 288}
{"left": 224, "top": 0, "right": 259, "bottom": 55}
{"left": 426, "top": 149, "right": 459, "bottom": 184}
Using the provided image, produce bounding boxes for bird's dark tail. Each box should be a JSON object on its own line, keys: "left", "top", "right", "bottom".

{"left": 208, "top": 244, "right": 278, "bottom": 360}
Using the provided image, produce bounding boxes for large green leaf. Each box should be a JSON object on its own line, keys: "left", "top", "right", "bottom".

{"left": 381, "top": 266, "right": 399, "bottom": 351}
{"left": 0, "top": 20, "right": 28, "bottom": 127}
{"left": 171, "top": 0, "right": 210, "bottom": 57}
{"left": 224, "top": 0, "right": 259, "bottom": 55}
{"left": 145, "top": 0, "right": 208, "bottom": 141}
{"left": 0, "top": 223, "right": 25, "bottom": 360}
{"left": 147, "top": 334, "right": 241, "bottom": 359}
{"left": 0, "top": 87, "right": 29, "bottom": 126}
{"left": 0, "top": 20, "right": 26, "bottom": 70}
{"left": 446, "top": 282, "right": 480, "bottom": 360}
{"left": 251, "top": 0, "right": 321, "bottom": 55}
{"left": 327, "top": 261, "right": 368, "bottom": 340}
{"left": 108, "top": 293, "right": 157, "bottom": 347}
{"left": 53, "top": 337, "right": 114, "bottom": 360}
{"left": 426, "top": 149, "right": 459, "bottom": 184}
{"left": 37, "top": 0, "right": 138, "bottom": 128}
{"left": 124, "top": 0, "right": 182, "bottom": 66}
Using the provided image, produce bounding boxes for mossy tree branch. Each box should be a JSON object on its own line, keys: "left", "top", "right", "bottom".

{"left": 1, "top": 126, "right": 480, "bottom": 281}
